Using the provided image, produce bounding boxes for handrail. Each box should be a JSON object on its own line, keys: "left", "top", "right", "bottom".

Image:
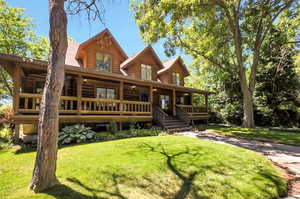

{"left": 156, "top": 106, "right": 168, "bottom": 117}
{"left": 18, "top": 93, "right": 151, "bottom": 105}
{"left": 153, "top": 106, "right": 168, "bottom": 128}
{"left": 175, "top": 105, "right": 191, "bottom": 125}
{"left": 17, "top": 92, "right": 151, "bottom": 115}
{"left": 176, "top": 104, "right": 207, "bottom": 113}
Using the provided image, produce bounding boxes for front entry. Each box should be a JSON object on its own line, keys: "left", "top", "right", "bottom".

{"left": 159, "top": 95, "right": 171, "bottom": 113}
{"left": 153, "top": 88, "right": 173, "bottom": 115}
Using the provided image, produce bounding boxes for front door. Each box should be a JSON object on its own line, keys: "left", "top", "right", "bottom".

{"left": 159, "top": 95, "right": 171, "bottom": 114}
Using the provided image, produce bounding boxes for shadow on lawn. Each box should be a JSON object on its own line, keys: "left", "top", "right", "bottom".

{"left": 44, "top": 142, "right": 286, "bottom": 199}
{"left": 45, "top": 173, "right": 129, "bottom": 199}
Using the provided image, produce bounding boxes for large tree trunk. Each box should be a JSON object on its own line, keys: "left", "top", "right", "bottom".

{"left": 30, "top": 0, "right": 68, "bottom": 192}
{"left": 241, "top": 86, "right": 255, "bottom": 128}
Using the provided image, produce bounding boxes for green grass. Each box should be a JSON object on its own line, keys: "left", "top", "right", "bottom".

{"left": 0, "top": 136, "right": 286, "bottom": 199}
{"left": 207, "top": 127, "right": 300, "bottom": 146}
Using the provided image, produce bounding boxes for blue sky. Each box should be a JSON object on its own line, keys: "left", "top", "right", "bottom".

{"left": 7, "top": 0, "right": 184, "bottom": 62}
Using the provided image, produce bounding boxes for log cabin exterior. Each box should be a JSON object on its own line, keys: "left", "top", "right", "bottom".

{"left": 0, "top": 29, "right": 211, "bottom": 136}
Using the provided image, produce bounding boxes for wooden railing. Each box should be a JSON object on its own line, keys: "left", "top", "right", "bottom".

{"left": 175, "top": 104, "right": 207, "bottom": 114}
{"left": 175, "top": 105, "right": 191, "bottom": 125}
{"left": 17, "top": 93, "right": 151, "bottom": 115}
{"left": 153, "top": 106, "right": 168, "bottom": 128}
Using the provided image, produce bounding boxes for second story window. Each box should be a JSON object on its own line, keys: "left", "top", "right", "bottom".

{"left": 96, "top": 53, "right": 112, "bottom": 72}
{"left": 141, "top": 64, "right": 152, "bottom": 80}
{"left": 172, "top": 72, "right": 181, "bottom": 85}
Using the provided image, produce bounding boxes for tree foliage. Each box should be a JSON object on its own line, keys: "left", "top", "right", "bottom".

{"left": 132, "top": 0, "right": 300, "bottom": 128}
{"left": 0, "top": 0, "right": 49, "bottom": 101}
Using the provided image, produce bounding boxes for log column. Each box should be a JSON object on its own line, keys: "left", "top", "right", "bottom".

{"left": 119, "top": 81, "right": 124, "bottom": 130}
{"left": 12, "top": 63, "right": 21, "bottom": 142}
{"left": 13, "top": 63, "right": 21, "bottom": 115}
{"left": 172, "top": 89, "right": 176, "bottom": 116}
{"left": 205, "top": 93, "right": 208, "bottom": 112}
{"left": 76, "top": 75, "right": 83, "bottom": 114}
{"left": 150, "top": 86, "right": 153, "bottom": 115}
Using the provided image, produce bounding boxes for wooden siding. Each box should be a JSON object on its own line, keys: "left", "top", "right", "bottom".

{"left": 159, "top": 61, "right": 186, "bottom": 86}
{"left": 125, "top": 49, "right": 162, "bottom": 81}
{"left": 78, "top": 32, "right": 127, "bottom": 74}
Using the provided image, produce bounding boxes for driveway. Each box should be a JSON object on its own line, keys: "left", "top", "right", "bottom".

{"left": 178, "top": 130, "right": 300, "bottom": 199}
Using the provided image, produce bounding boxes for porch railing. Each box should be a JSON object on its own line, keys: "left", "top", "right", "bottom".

{"left": 175, "top": 104, "right": 207, "bottom": 114}
{"left": 17, "top": 93, "right": 151, "bottom": 115}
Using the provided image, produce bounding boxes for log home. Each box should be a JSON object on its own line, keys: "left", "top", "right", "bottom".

{"left": 0, "top": 29, "right": 211, "bottom": 136}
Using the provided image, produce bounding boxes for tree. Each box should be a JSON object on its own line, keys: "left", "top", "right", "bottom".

{"left": 30, "top": 0, "right": 104, "bottom": 192}
{"left": 131, "top": 0, "right": 299, "bottom": 128}
{"left": 185, "top": 12, "right": 300, "bottom": 127}
{"left": 0, "top": 0, "right": 49, "bottom": 101}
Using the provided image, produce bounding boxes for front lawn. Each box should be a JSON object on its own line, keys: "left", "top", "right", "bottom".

{"left": 207, "top": 127, "right": 300, "bottom": 146}
{"left": 0, "top": 136, "right": 286, "bottom": 199}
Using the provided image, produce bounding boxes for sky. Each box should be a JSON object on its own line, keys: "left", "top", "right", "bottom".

{"left": 7, "top": 0, "right": 184, "bottom": 62}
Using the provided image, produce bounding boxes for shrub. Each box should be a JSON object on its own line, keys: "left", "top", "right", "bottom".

{"left": 107, "top": 121, "right": 118, "bottom": 135}
{"left": 0, "top": 104, "right": 13, "bottom": 129}
{"left": 59, "top": 124, "right": 96, "bottom": 145}
{"left": 0, "top": 126, "right": 11, "bottom": 141}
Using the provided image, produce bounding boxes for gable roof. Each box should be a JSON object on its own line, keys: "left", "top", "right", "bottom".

{"left": 75, "top": 28, "right": 128, "bottom": 60}
{"left": 65, "top": 40, "right": 80, "bottom": 67}
{"left": 158, "top": 56, "right": 189, "bottom": 77}
{"left": 120, "top": 45, "right": 164, "bottom": 69}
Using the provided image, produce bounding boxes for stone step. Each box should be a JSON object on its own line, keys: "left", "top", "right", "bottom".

{"left": 167, "top": 126, "right": 193, "bottom": 133}
{"left": 164, "top": 124, "right": 190, "bottom": 129}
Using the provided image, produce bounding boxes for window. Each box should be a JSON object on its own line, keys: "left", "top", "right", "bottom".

{"left": 96, "top": 88, "right": 115, "bottom": 99}
{"left": 172, "top": 72, "right": 181, "bottom": 85}
{"left": 96, "top": 53, "right": 112, "bottom": 72}
{"left": 141, "top": 64, "right": 152, "bottom": 80}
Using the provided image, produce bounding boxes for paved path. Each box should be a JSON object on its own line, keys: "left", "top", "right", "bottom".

{"left": 178, "top": 130, "right": 300, "bottom": 199}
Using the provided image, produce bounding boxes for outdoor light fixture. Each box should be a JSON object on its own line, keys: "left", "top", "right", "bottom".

{"left": 153, "top": 88, "right": 157, "bottom": 92}
{"left": 184, "top": 93, "right": 189, "bottom": 96}
{"left": 131, "top": 85, "right": 136, "bottom": 89}
{"left": 83, "top": 79, "right": 88, "bottom": 82}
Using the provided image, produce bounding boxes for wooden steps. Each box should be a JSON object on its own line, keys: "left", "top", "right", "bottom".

{"left": 162, "top": 116, "right": 193, "bottom": 133}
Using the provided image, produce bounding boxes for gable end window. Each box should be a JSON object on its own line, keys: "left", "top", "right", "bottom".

{"left": 96, "top": 53, "right": 112, "bottom": 72}
{"left": 141, "top": 64, "right": 152, "bottom": 80}
{"left": 172, "top": 72, "right": 181, "bottom": 86}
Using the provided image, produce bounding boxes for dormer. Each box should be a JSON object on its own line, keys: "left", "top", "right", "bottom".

{"left": 74, "top": 29, "right": 128, "bottom": 74}
{"left": 120, "top": 46, "right": 164, "bottom": 81}
{"left": 158, "top": 57, "right": 189, "bottom": 86}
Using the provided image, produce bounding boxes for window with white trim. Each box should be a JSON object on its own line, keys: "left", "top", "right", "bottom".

{"left": 172, "top": 72, "right": 180, "bottom": 85}
{"left": 96, "top": 88, "right": 115, "bottom": 99}
{"left": 96, "top": 53, "right": 112, "bottom": 72}
{"left": 141, "top": 64, "right": 152, "bottom": 80}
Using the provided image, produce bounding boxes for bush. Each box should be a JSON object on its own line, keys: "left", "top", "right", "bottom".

{"left": 95, "top": 127, "right": 165, "bottom": 141}
{"left": 0, "top": 126, "right": 11, "bottom": 141}
{"left": 0, "top": 104, "right": 13, "bottom": 129}
{"left": 59, "top": 124, "right": 96, "bottom": 145}
{"left": 107, "top": 121, "right": 118, "bottom": 135}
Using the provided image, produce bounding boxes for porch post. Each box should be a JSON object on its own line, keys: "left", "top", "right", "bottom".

{"left": 76, "top": 75, "right": 83, "bottom": 114}
{"left": 150, "top": 86, "right": 153, "bottom": 114}
{"left": 191, "top": 93, "right": 194, "bottom": 113}
{"left": 13, "top": 63, "right": 21, "bottom": 115}
{"left": 205, "top": 93, "right": 208, "bottom": 112}
{"left": 119, "top": 81, "right": 124, "bottom": 129}
{"left": 119, "top": 81, "right": 124, "bottom": 111}
{"left": 172, "top": 89, "right": 176, "bottom": 116}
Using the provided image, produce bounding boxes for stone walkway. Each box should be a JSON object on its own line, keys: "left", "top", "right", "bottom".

{"left": 178, "top": 130, "right": 300, "bottom": 199}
